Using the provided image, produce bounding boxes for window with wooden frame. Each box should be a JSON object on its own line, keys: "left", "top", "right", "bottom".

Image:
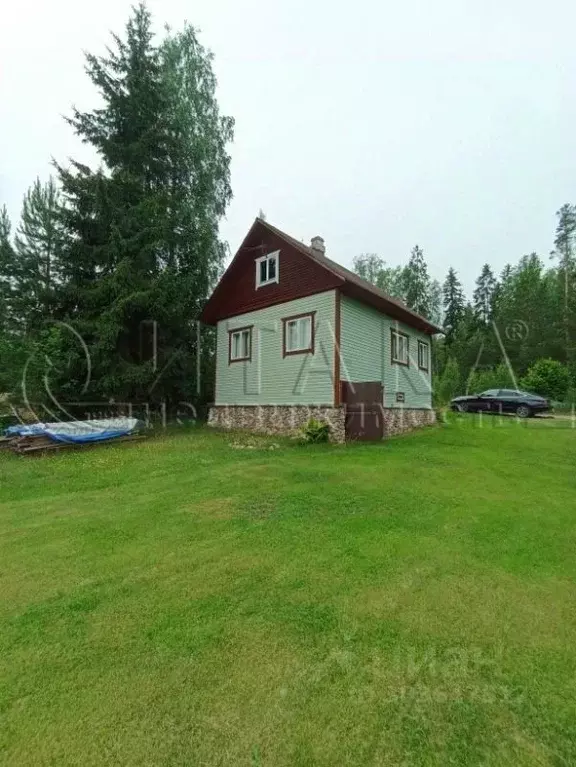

{"left": 228, "top": 326, "right": 252, "bottom": 363}
{"left": 255, "top": 250, "right": 279, "bottom": 288}
{"left": 390, "top": 329, "right": 409, "bottom": 366}
{"left": 417, "top": 340, "right": 429, "bottom": 371}
{"left": 282, "top": 312, "right": 315, "bottom": 356}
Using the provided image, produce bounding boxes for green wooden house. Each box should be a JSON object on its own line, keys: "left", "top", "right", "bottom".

{"left": 200, "top": 218, "right": 443, "bottom": 441}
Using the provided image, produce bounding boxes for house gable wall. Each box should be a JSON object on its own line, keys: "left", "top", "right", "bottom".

{"left": 201, "top": 220, "right": 342, "bottom": 325}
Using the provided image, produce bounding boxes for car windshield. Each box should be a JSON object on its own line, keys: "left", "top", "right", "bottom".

{"left": 480, "top": 390, "right": 499, "bottom": 397}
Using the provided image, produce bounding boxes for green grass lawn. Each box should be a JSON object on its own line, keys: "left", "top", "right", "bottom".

{"left": 0, "top": 416, "right": 575, "bottom": 766}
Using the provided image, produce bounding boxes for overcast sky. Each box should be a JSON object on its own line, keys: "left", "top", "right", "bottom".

{"left": 2, "top": 0, "right": 576, "bottom": 294}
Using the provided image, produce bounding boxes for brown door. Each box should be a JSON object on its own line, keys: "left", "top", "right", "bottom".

{"left": 341, "top": 382, "right": 384, "bottom": 441}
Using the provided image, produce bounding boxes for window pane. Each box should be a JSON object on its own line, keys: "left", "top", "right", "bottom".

{"left": 419, "top": 343, "right": 428, "bottom": 367}
{"left": 286, "top": 316, "right": 312, "bottom": 352}
{"left": 241, "top": 330, "right": 249, "bottom": 357}
{"left": 299, "top": 317, "right": 311, "bottom": 349}
{"left": 259, "top": 260, "right": 267, "bottom": 284}
{"left": 268, "top": 257, "right": 276, "bottom": 280}
{"left": 393, "top": 333, "right": 407, "bottom": 362}
{"left": 231, "top": 330, "right": 250, "bottom": 359}
{"left": 287, "top": 321, "right": 298, "bottom": 350}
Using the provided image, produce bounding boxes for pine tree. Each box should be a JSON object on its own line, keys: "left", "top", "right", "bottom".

{"left": 442, "top": 267, "right": 465, "bottom": 341}
{"left": 473, "top": 263, "right": 497, "bottom": 324}
{"left": 13, "top": 177, "right": 62, "bottom": 332}
{"left": 403, "top": 245, "right": 430, "bottom": 317}
{"left": 551, "top": 203, "right": 576, "bottom": 364}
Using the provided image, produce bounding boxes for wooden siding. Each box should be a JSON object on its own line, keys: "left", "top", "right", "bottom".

{"left": 215, "top": 291, "right": 336, "bottom": 406}
{"left": 201, "top": 220, "right": 343, "bottom": 325}
{"left": 340, "top": 296, "right": 433, "bottom": 409}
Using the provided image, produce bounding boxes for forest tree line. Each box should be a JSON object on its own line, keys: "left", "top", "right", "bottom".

{"left": 0, "top": 4, "right": 233, "bottom": 416}
{"left": 1, "top": 3, "right": 574, "bottom": 415}
{"left": 353, "top": 205, "right": 576, "bottom": 405}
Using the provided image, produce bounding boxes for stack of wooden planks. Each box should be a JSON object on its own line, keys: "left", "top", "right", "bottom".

{"left": 0, "top": 432, "right": 145, "bottom": 456}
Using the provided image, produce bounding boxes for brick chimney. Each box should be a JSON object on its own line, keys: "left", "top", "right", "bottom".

{"left": 310, "top": 236, "right": 325, "bottom": 255}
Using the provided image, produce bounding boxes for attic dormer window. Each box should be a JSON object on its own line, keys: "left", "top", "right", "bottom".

{"left": 256, "top": 251, "right": 279, "bottom": 288}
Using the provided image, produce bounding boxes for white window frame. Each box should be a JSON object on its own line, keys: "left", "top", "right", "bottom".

{"left": 417, "top": 340, "right": 429, "bottom": 371}
{"left": 255, "top": 250, "right": 280, "bottom": 288}
{"left": 228, "top": 326, "right": 252, "bottom": 363}
{"left": 283, "top": 313, "right": 314, "bottom": 356}
{"left": 391, "top": 329, "right": 409, "bottom": 366}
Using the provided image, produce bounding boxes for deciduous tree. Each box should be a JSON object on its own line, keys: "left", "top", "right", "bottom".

{"left": 0, "top": 206, "right": 15, "bottom": 333}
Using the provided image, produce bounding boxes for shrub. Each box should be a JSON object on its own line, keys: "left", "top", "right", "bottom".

{"left": 565, "top": 386, "right": 576, "bottom": 407}
{"left": 435, "top": 358, "right": 461, "bottom": 405}
{"left": 299, "top": 418, "right": 331, "bottom": 444}
{"left": 466, "top": 363, "right": 515, "bottom": 395}
{"left": 519, "top": 359, "right": 570, "bottom": 401}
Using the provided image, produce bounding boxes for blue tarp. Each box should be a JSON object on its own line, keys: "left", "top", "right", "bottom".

{"left": 5, "top": 418, "right": 141, "bottom": 444}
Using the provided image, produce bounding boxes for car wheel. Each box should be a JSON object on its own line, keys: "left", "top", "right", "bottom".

{"left": 516, "top": 405, "right": 531, "bottom": 419}
{"left": 457, "top": 403, "right": 469, "bottom": 413}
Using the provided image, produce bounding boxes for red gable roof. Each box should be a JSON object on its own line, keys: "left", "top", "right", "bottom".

{"left": 200, "top": 218, "right": 444, "bottom": 335}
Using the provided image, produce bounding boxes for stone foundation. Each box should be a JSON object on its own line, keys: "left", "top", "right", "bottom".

{"left": 208, "top": 404, "right": 435, "bottom": 443}
{"left": 208, "top": 405, "right": 346, "bottom": 443}
{"left": 381, "top": 407, "right": 436, "bottom": 437}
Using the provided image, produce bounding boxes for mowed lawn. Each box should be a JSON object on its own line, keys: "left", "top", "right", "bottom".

{"left": 0, "top": 417, "right": 575, "bottom": 766}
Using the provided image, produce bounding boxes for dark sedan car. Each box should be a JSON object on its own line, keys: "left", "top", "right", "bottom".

{"left": 451, "top": 389, "right": 551, "bottom": 418}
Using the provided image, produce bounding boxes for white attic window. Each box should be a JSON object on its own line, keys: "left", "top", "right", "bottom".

{"left": 255, "top": 251, "right": 279, "bottom": 288}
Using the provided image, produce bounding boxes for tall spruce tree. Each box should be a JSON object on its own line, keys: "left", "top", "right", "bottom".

{"left": 473, "top": 263, "right": 497, "bottom": 324}
{"left": 13, "top": 177, "right": 62, "bottom": 333}
{"left": 403, "top": 245, "right": 430, "bottom": 317}
{"left": 442, "top": 267, "right": 465, "bottom": 342}
{"left": 56, "top": 3, "right": 171, "bottom": 402}
{"left": 54, "top": 5, "right": 233, "bottom": 406}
